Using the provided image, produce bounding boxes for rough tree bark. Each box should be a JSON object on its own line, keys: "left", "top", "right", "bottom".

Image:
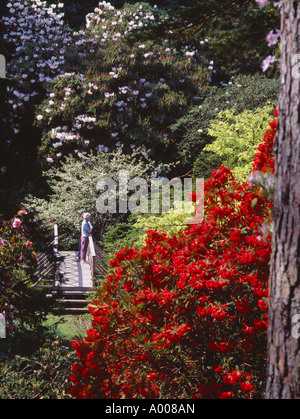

{"left": 266, "top": 0, "right": 300, "bottom": 399}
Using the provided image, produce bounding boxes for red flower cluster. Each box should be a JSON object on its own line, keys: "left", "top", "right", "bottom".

{"left": 252, "top": 108, "right": 277, "bottom": 173}
{"left": 69, "top": 109, "right": 277, "bottom": 399}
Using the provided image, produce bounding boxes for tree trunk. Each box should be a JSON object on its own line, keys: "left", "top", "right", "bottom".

{"left": 266, "top": 0, "right": 300, "bottom": 399}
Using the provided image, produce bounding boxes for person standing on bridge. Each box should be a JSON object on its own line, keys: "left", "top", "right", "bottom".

{"left": 81, "top": 213, "right": 92, "bottom": 264}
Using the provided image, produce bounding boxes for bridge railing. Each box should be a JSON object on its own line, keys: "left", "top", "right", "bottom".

{"left": 32, "top": 224, "right": 61, "bottom": 289}
{"left": 33, "top": 224, "right": 107, "bottom": 289}
{"left": 54, "top": 223, "right": 58, "bottom": 255}
{"left": 87, "top": 236, "right": 96, "bottom": 285}
{"left": 87, "top": 235, "right": 107, "bottom": 285}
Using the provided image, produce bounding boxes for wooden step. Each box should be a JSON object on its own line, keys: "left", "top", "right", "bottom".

{"left": 53, "top": 307, "right": 89, "bottom": 315}
{"left": 58, "top": 299, "right": 88, "bottom": 305}
{"left": 47, "top": 295, "right": 89, "bottom": 305}
{"left": 55, "top": 286, "right": 92, "bottom": 292}
{"left": 52, "top": 289, "right": 90, "bottom": 296}
{"left": 60, "top": 290, "right": 89, "bottom": 296}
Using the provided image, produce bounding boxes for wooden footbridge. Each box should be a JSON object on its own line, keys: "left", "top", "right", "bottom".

{"left": 32, "top": 225, "right": 107, "bottom": 314}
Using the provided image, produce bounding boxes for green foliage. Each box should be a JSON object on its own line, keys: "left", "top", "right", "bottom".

{"left": 124, "top": 0, "right": 280, "bottom": 79}
{"left": 100, "top": 218, "right": 140, "bottom": 266}
{"left": 172, "top": 74, "right": 279, "bottom": 168}
{"left": 201, "top": 104, "right": 275, "bottom": 181}
{"left": 101, "top": 204, "right": 193, "bottom": 265}
{"left": 193, "top": 151, "right": 223, "bottom": 181}
{"left": 0, "top": 340, "right": 76, "bottom": 399}
{"left": 196, "top": 1, "right": 280, "bottom": 79}
{"left": 132, "top": 205, "right": 193, "bottom": 247}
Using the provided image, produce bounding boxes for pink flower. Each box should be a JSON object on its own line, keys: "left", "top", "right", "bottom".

{"left": 266, "top": 30, "right": 281, "bottom": 47}
{"left": 262, "top": 55, "right": 277, "bottom": 72}
{"left": 256, "top": 0, "right": 269, "bottom": 8}
{"left": 12, "top": 218, "right": 22, "bottom": 228}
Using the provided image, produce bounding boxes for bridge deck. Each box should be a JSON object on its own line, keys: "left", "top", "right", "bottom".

{"left": 56, "top": 251, "right": 93, "bottom": 290}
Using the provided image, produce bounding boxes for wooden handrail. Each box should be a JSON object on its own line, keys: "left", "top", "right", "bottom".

{"left": 87, "top": 236, "right": 107, "bottom": 285}
{"left": 31, "top": 224, "right": 60, "bottom": 288}
{"left": 87, "top": 236, "right": 96, "bottom": 285}
{"left": 54, "top": 224, "right": 58, "bottom": 254}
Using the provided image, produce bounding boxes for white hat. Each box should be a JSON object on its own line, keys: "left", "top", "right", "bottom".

{"left": 83, "top": 213, "right": 91, "bottom": 220}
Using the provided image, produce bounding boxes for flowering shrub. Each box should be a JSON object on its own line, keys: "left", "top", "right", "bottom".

{"left": 255, "top": 0, "right": 281, "bottom": 73}
{"left": 23, "top": 146, "right": 170, "bottom": 248}
{"left": 69, "top": 109, "right": 277, "bottom": 399}
{"left": 2, "top": 1, "right": 73, "bottom": 135}
{"left": 0, "top": 211, "right": 51, "bottom": 335}
{"left": 252, "top": 107, "right": 277, "bottom": 174}
{"left": 33, "top": 2, "right": 212, "bottom": 167}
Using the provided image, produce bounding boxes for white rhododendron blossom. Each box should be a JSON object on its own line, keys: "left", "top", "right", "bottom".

{"left": 2, "top": 1, "right": 213, "bottom": 167}
{"left": 3, "top": 0, "right": 73, "bottom": 135}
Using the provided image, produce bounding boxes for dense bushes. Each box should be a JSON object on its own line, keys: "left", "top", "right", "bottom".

{"left": 0, "top": 211, "right": 51, "bottom": 334}
{"left": 69, "top": 109, "right": 277, "bottom": 399}
{"left": 0, "top": 340, "right": 76, "bottom": 399}
{"left": 33, "top": 2, "right": 212, "bottom": 168}
{"left": 172, "top": 74, "right": 279, "bottom": 169}
{"left": 199, "top": 104, "right": 274, "bottom": 181}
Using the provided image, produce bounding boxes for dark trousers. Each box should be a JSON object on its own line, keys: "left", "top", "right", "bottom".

{"left": 80, "top": 237, "right": 89, "bottom": 261}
